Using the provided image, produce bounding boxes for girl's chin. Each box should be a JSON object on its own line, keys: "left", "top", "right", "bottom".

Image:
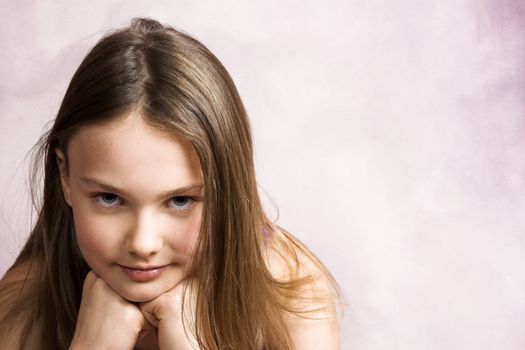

{"left": 110, "top": 277, "right": 174, "bottom": 302}
{"left": 118, "top": 287, "right": 167, "bottom": 303}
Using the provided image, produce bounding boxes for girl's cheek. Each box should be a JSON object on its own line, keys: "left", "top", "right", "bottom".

{"left": 73, "top": 210, "right": 124, "bottom": 257}
{"left": 178, "top": 213, "right": 202, "bottom": 258}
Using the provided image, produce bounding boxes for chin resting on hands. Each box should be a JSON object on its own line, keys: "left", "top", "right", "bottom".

{"left": 70, "top": 272, "right": 199, "bottom": 350}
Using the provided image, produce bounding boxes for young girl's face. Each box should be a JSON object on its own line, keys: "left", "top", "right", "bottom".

{"left": 56, "top": 114, "right": 204, "bottom": 303}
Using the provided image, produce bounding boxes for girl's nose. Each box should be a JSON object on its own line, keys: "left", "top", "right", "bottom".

{"left": 126, "top": 211, "right": 163, "bottom": 258}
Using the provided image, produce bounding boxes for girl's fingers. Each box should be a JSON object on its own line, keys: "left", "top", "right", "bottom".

{"left": 141, "top": 307, "right": 160, "bottom": 328}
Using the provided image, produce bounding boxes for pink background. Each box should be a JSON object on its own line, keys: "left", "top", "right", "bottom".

{"left": 1, "top": 1, "right": 525, "bottom": 348}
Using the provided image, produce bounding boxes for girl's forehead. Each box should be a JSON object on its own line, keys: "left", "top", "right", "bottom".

{"left": 67, "top": 115, "right": 202, "bottom": 181}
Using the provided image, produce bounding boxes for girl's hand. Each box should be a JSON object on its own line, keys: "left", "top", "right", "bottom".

{"left": 69, "top": 271, "right": 147, "bottom": 350}
{"left": 139, "top": 280, "right": 199, "bottom": 350}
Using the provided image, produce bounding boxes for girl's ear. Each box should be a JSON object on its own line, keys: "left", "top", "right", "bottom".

{"left": 55, "top": 148, "right": 72, "bottom": 207}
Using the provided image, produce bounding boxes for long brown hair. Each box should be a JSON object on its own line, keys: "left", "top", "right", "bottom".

{"left": 0, "top": 18, "right": 342, "bottom": 349}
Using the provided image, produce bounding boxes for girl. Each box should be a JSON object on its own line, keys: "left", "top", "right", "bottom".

{"left": 0, "top": 17, "right": 342, "bottom": 349}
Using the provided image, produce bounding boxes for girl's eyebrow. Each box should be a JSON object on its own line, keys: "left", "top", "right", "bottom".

{"left": 79, "top": 176, "right": 204, "bottom": 199}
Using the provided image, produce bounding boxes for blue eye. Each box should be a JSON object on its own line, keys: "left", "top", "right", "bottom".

{"left": 167, "top": 196, "right": 194, "bottom": 211}
{"left": 90, "top": 193, "right": 196, "bottom": 211}
{"left": 94, "top": 193, "right": 122, "bottom": 208}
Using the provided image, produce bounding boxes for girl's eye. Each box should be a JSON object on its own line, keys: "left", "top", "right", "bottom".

{"left": 90, "top": 193, "right": 196, "bottom": 212}
{"left": 93, "top": 193, "right": 122, "bottom": 208}
{"left": 167, "top": 196, "right": 195, "bottom": 211}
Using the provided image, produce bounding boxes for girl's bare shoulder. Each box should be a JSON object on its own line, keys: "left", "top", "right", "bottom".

{"left": 265, "top": 227, "right": 341, "bottom": 349}
{"left": 0, "top": 259, "right": 42, "bottom": 300}
{"left": 0, "top": 260, "right": 43, "bottom": 348}
{"left": 265, "top": 226, "right": 339, "bottom": 309}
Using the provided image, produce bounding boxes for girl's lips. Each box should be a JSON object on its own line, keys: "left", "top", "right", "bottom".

{"left": 120, "top": 265, "right": 167, "bottom": 282}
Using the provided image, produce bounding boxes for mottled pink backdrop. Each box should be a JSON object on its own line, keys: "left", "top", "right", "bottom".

{"left": 1, "top": 1, "right": 524, "bottom": 349}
